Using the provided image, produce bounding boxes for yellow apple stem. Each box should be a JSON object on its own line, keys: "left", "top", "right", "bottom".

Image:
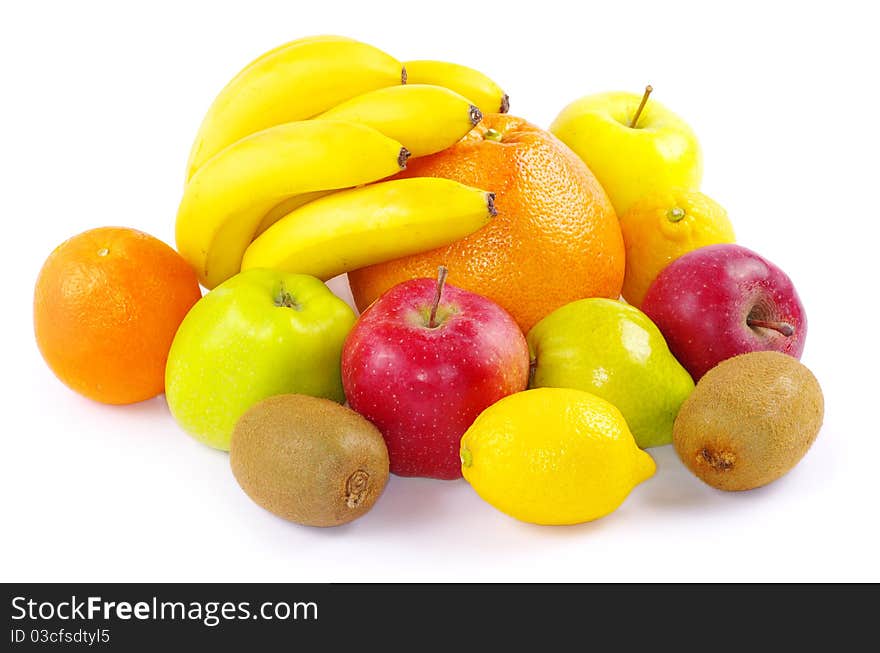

{"left": 629, "top": 85, "right": 653, "bottom": 128}
{"left": 428, "top": 265, "right": 449, "bottom": 328}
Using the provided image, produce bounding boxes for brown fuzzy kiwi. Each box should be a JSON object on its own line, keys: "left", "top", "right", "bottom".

{"left": 673, "top": 351, "right": 823, "bottom": 491}
{"left": 230, "top": 394, "right": 389, "bottom": 527}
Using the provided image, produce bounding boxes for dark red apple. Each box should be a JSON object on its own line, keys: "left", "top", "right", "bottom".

{"left": 641, "top": 244, "right": 806, "bottom": 381}
{"left": 342, "top": 267, "right": 529, "bottom": 479}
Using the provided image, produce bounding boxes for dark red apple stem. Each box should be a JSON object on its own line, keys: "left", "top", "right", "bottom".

{"left": 747, "top": 318, "right": 795, "bottom": 337}
{"left": 428, "top": 266, "right": 449, "bottom": 328}
{"left": 629, "top": 84, "right": 653, "bottom": 128}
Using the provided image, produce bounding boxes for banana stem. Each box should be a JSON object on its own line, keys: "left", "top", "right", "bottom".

{"left": 398, "top": 147, "right": 412, "bottom": 169}
{"left": 428, "top": 266, "right": 449, "bottom": 328}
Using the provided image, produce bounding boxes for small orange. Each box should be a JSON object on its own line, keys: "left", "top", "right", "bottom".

{"left": 34, "top": 227, "right": 202, "bottom": 404}
{"left": 620, "top": 190, "right": 735, "bottom": 307}
{"left": 347, "top": 114, "right": 624, "bottom": 332}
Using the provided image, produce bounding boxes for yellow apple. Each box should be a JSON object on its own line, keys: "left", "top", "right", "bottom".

{"left": 550, "top": 88, "right": 702, "bottom": 216}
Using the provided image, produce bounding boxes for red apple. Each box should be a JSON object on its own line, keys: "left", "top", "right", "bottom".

{"left": 342, "top": 267, "right": 529, "bottom": 479}
{"left": 641, "top": 243, "right": 806, "bottom": 381}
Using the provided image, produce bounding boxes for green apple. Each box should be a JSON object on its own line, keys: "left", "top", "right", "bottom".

{"left": 165, "top": 268, "right": 356, "bottom": 450}
{"left": 527, "top": 298, "right": 693, "bottom": 448}
{"left": 550, "top": 87, "right": 702, "bottom": 216}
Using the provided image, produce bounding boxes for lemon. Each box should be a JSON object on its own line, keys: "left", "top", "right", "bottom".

{"left": 619, "top": 189, "right": 735, "bottom": 307}
{"left": 460, "top": 388, "right": 655, "bottom": 525}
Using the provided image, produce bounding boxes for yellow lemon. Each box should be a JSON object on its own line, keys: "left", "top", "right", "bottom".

{"left": 620, "top": 189, "right": 735, "bottom": 307}
{"left": 460, "top": 388, "right": 655, "bottom": 525}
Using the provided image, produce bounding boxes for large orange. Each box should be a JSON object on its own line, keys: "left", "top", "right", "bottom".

{"left": 348, "top": 114, "right": 624, "bottom": 332}
{"left": 34, "top": 227, "right": 202, "bottom": 404}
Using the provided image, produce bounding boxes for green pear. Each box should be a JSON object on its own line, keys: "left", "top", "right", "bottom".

{"left": 527, "top": 298, "right": 693, "bottom": 448}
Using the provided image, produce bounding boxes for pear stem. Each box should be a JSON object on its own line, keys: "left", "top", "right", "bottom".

{"left": 428, "top": 266, "right": 449, "bottom": 328}
{"left": 629, "top": 85, "right": 653, "bottom": 128}
{"left": 528, "top": 358, "right": 538, "bottom": 387}
{"left": 747, "top": 318, "right": 795, "bottom": 337}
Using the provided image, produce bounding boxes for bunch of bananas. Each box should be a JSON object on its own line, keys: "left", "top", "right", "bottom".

{"left": 176, "top": 35, "right": 509, "bottom": 289}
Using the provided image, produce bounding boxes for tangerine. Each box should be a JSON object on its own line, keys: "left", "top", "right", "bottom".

{"left": 620, "top": 189, "right": 735, "bottom": 307}
{"left": 34, "top": 227, "right": 202, "bottom": 404}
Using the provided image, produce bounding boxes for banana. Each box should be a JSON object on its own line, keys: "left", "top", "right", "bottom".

{"left": 186, "top": 36, "right": 404, "bottom": 180}
{"left": 238, "top": 34, "right": 355, "bottom": 69}
{"left": 403, "top": 60, "right": 509, "bottom": 115}
{"left": 317, "top": 84, "right": 482, "bottom": 157}
{"left": 254, "top": 190, "right": 336, "bottom": 237}
{"left": 176, "top": 120, "right": 409, "bottom": 289}
{"left": 254, "top": 84, "right": 483, "bottom": 237}
{"left": 241, "top": 178, "right": 496, "bottom": 281}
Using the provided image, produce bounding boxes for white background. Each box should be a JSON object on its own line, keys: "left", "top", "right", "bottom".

{"left": 2, "top": 0, "right": 877, "bottom": 582}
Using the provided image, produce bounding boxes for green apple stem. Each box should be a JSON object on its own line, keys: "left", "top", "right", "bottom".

{"left": 747, "top": 318, "right": 795, "bottom": 337}
{"left": 629, "top": 85, "right": 653, "bottom": 128}
{"left": 428, "top": 266, "right": 449, "bottom": 328}
{"left": 275, "top": 285, "right": 300, "bottom": 310}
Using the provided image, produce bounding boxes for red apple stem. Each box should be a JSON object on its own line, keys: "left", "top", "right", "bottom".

{"left": 428, "top": 266, "right": 449, "bottom": 328}
{"left": 747, "top": 318, "right": 795, "bottom": 337}
{"left": 629, "top": 84, "right": 653, "bottom": 128}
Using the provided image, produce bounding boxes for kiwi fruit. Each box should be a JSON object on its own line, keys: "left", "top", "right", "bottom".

{"left": 673, "top": 351, "right": 823, "bottom": 491}
{"left": 230, "top": 394, "right": 389, "bottom": 527}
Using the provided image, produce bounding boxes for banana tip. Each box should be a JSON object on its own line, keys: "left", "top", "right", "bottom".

{"left": 487, "top": 192, "right": 497, "bottom": 217}
{"left": 500, "top": 94, "right": 510, "bottom": 113}
{"left": 469, "top": 105, "right": 483, "bottom": 126}
{"left": 401, "top": 66, "right": 407, "bottom": 85}
{"left": 398, "top": 147, "right": 412, "bottom": 169}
